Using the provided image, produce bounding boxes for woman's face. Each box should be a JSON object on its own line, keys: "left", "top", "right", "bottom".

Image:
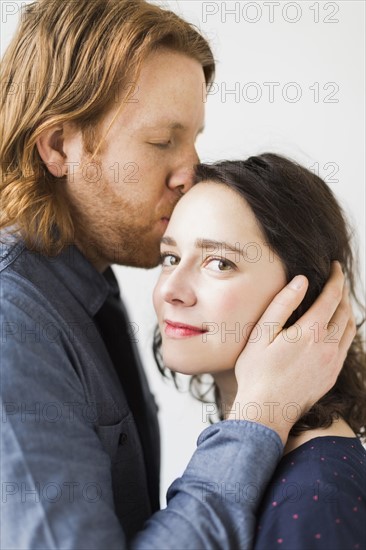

{"left": 153, "top": 181, "right": 287, "bottom": 375}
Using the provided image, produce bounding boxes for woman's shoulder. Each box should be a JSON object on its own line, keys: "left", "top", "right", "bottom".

{"left": 279, "top": 435, "right": 365, "bottom": 481}
{"left": 257, "top": 434, "right": 366, "bottom": 515}
{"left": 281, "top": 418, "right": 365, "bottom": 476}
{"left": 284, "top": 416, "right": 358, "bottom": 453}
{"left": 254, "top": 437, "right": 365, "bottom": 549}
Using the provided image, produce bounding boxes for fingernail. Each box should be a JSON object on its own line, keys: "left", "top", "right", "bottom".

{"left": 289, "top": 275, "right": 305, "bottom": 290}
{"left": 336, "top": 260, "right": 344, "bottom": 273}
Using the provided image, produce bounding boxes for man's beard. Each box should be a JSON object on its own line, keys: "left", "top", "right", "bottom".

{"left": 72, "top": 212, "right": 162, "bottom": 270}
{"left": 63, "top": 159, "right": 169, "bottom": 270}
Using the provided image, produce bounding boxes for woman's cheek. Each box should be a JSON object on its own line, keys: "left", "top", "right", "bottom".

{"left": 152, "top": 283, "right": 160, "bottom": 316}
{"left": 212, "top": 290, "right": 247, "bottom": 325}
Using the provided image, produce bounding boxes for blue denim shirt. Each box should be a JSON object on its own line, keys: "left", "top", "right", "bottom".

{"left": 1, "top": 231, "right": 283, "bottom": 549}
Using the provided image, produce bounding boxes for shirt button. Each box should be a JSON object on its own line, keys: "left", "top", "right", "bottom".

{"left": 119, "top": 432, "right": 128, "bottom": 446}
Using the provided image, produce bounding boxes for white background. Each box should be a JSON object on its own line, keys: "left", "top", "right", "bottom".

{"left": 2, "top": 0, "right": 365, "bottom": 504}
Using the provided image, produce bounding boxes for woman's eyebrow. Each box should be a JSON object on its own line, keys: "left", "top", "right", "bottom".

{"left": 160, "top": 236, "right": 240, "bottom": 255}
{"left": 160, "top": 236, "right": 176, "bottom": 246}
{"left": 196, "top": 238, "right": 240, "bottom": 255}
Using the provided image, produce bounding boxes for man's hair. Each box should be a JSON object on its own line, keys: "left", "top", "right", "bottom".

{"left": 154, "top": 154, "right": 366, "bottom": 441}
{"left": 0, "top": 0, "right": 215, "bottom": 254}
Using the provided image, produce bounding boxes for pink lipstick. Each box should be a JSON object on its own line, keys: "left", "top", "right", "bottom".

{"left": 164, "top": 320, "right": 208, "bottom": 338}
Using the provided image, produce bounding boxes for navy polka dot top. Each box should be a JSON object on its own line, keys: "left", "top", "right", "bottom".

{"left": 254, "top": 436, "right": 366, "bottom": 549}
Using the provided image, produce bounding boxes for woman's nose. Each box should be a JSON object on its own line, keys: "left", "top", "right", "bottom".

{"left": 159, "top": 268, "right": 197, "bottom": 307}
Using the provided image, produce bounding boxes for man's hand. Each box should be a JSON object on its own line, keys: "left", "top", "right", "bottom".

{"left": 232, "top": 262, "right": 356, "bottom": 445}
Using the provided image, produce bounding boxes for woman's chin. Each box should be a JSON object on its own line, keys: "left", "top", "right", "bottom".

{"left": 162, "top": 354, "right": 234, "bottom": 377}
{"left": 162, "top": 354, "right": 212, "bottom": 376}
{"left": 164, "top": 361, "right": 205, "bottom": 376}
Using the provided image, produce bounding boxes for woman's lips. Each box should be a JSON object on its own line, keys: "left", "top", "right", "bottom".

{"left": 164, "top": 320, "right": 208, "bottom": 338}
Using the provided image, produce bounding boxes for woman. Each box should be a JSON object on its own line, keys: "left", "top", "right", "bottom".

{"left": 153, "top": 153, "right": 366, "bottom": 549}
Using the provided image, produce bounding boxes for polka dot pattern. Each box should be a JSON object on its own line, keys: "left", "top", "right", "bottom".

{"left": 253, "top": 436, "right": 366, "bottom": 550}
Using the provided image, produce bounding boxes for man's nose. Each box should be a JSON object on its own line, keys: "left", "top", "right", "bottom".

{"left": 168, "top": 148, "right": 199, "bottom": 195}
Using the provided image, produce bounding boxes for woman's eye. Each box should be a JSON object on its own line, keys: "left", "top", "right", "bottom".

{"left": 161, "top": 253, "right": 180, "bottom": 267}
{"left": 205, "top": 258, "right": 234, "bottom": 272}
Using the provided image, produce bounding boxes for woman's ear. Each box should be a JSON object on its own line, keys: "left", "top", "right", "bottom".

{"left": 36, "top": 126, "right": 68, "bottom": 178}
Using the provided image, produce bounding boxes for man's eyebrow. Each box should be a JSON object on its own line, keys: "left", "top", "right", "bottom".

{"left": 160, "top": 236, "right": 239, "bottom": 254}
{"left": 142, "top": 122, "right": 205, "bottom": 134}
{"left": 169, "top": 122, "right": 205, "bottom": 135}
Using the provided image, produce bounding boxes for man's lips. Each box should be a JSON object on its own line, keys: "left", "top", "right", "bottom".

{"left": 164, "top": 320, "right": 209, "bottom": 338}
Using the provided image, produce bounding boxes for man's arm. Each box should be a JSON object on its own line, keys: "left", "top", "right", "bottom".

{"left": 1, "top": 292, "right": 283, "bottom": 550}
{"left": 131, "top": 421, "right": 282, "bottom": 550}
{"left": 1, "top": 262, "right": 353, "bottom": 549}
{"left": 0, "top": 297, "right": 128, "bottom": 549}
{"left": 1, "top": 299, "right": 282, "bottom": 550}
{"left": 1, "top": 394, "right": 282, "bottom": 550}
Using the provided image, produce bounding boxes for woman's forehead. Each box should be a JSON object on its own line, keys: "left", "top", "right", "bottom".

{"left": 167, "top": 181, "right": 266, "bottom": 245}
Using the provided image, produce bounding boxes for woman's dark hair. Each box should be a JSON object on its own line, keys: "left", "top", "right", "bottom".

{"left": 154, "top": 153, "right": 366, "bottom": 440}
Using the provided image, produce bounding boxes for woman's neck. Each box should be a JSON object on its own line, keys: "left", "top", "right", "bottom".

{"left": 284, "top": 417, "right": 356, "bottom": 454}
{"left": 212, "top": 371, "right": 237, "bottom": 419}
{"left": 212, "top": 372, "right": 356, "bottom": 452}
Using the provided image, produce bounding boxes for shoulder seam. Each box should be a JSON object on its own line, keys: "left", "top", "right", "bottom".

{"left": 0, "top": 241, "right": 26, "bottom": 273}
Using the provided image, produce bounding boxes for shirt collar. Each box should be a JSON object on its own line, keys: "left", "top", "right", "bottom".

{"left": 1, "top": 227, "right": 121, "bottom": 317}
{"left": 52, "top": 244, "right": 120, "bottom": 316}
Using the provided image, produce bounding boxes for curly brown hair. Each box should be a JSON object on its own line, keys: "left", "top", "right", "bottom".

{"left": 154, "top": 153, "right": 366, "bottom": 442}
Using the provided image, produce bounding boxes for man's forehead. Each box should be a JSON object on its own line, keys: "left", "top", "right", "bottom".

{"left": 136, "top": 120, "right": 205, "bottom": 133}
{"left": 142, "top": 121, "right": 185, "bottom": 130}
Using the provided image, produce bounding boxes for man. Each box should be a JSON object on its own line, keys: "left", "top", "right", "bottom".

{"left": 0, "top": 1, "right": 354, "bottom": 548}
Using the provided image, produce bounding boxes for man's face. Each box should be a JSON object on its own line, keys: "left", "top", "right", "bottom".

{"left": 62, "top": 49, "right": 206, "bottom": 271}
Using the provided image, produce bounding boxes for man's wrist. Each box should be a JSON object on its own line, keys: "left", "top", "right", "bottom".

{"left": 227, "top": 393, "right": 300, "bottom": 445}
